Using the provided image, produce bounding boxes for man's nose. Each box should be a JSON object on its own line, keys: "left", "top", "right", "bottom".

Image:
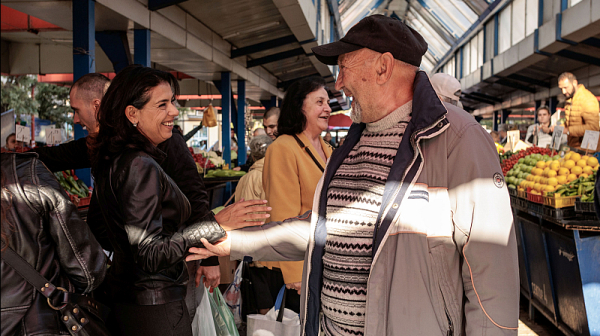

{"left": 335, "top": 74, "right": 344, "bottom": 91}
{"left": 73, "top": 114, "right": 80, "bottom": 125}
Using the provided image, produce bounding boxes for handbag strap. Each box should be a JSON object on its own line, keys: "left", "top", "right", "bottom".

{"left": 1, "top": 247, "right": 59, "bottom": 299}
{"left": 292, "top": 134, "right": 325, "bottom": 173}
{"left": 274, "top": 285, "right": 287, "bottom": 322}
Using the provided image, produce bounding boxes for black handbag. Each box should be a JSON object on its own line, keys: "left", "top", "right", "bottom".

{"left": 1, "top": 247, "right": 111, "bottom": 336}
{"left": 241, "top": 260, "right": 259, "bottom": 320}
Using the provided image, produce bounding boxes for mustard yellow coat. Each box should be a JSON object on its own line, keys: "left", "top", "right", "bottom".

{"left": 261, "top": 133, "right": 333, "bottom": 283}
{"left": 565, "top": 84, "right": 600, "bottom": 150}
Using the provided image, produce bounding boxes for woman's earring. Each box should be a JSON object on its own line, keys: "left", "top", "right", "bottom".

{"left": 133, "top": 122, "right": 138, "bottom": 127}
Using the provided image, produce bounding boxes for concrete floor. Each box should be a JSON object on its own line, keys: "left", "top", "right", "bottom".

{"left": 518, "top": 304, "right": 563, "bottom": 336}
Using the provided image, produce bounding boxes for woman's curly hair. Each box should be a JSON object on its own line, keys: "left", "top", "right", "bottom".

{"left": 88, "top": 65, "right": 179, "bottom": 174}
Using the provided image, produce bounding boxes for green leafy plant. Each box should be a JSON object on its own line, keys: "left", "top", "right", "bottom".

{"left": 36, "top": 82, "right": 72, "bottom": 127}
{"left": 1, "top": 75, "right": 39, "bottom": 122}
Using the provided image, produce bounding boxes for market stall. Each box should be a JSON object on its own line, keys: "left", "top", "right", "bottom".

{"left": 502, "top": 149, "right": 599, "bottom": 336}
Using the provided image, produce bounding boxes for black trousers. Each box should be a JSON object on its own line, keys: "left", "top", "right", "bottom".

{"left": 107, "top": 300, "right": 192, "bottom": 336}
{"left": 246, "top": 266, "right": 300, "bottom": 313}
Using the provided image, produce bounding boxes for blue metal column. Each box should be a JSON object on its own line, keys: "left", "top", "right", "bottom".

{"left": 220, "top": 72, "right": 232, "bottom": 165}
{"left": 237, "top": 80, "right": 246, "bottom": 165}
{"left": 501, "top": 109, "right": 510, "bottom": 124}
{"left": 493, "top": 110, "right": 499, "bottom": 131}
{"left": 73, "top": 0, "right": 94, "bottom": 187}
{"left": 134, "top": 29, "right": 151, "bottom": 67}
{"left": 534, "top": 100, "right": 541, "bottom": 124}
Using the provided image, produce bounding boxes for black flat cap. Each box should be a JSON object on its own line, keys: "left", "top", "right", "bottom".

{"left": 312, "top": 14, "right": 428, "bottom": 67}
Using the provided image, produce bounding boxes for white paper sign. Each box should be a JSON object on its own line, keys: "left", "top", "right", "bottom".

{"left": 15, "top": 124, "right": 31, "bottom": 143}
{"left": 551, "top": 126, "right": 564, "bottom": 151}
{"left": 507, "top": 130, "right": 520, "bottom": 150}
{"left": 581, "top": 130, "right": 599, "bottom": 151}
{"left": 46, "top": 129, "right": 62, "bottom": 145}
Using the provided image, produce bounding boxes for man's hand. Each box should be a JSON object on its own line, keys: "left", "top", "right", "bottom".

{"left": 187, "top": 236, "right": 231, "bottom": 261}
{"left": 286, "top": 282, "right": 302, "bottom": 295}
{"left": 214, "top": 199, "right": 271, "bottom": 231}
{"left": 196, "top": 265, "right": 221, "bottom": 292}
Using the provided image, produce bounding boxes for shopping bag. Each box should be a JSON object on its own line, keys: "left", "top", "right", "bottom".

{"left": 208, "top": 287, "right": 240, "bottom": 336}
{"left": 241, "top": 261, "right": 258, "bottom": 319}
{"left": 192, "top": 285, "right": 217, "bottom": 336}
{"left": 203, "top": 104, "right": 217, "bottom": 127}
{"left": 223, "top": 261, "right": 243, "bottom": 326}
{"left": 246, "top": 286, "right": 301, "bottom": 336}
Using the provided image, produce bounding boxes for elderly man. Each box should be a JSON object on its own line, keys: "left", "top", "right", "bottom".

{"left": 190, "top": 15, "right": 518, "bottom": 336}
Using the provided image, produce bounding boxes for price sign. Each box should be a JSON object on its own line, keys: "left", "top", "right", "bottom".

{"left": 46, "top": 129, "right": 62, "bottom": 145}
{"left": 506, "top": 130, "right": 520, "bottom": 150}
{"left": 551, "top": 126, "right": 564, "bottom": 151}
{"left": 581, "top": 130, "right": 599, "bottom": 151}
{"left": 15, "top": 124, "right": 31, "bottom": 143}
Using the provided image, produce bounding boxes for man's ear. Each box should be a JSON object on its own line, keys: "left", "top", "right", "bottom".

{"left": 375, "top": 52, "right": 394, "bottom": 85}
{"left": 125, "top": 105, "right": 139, "bottom": 125}
{"left": 92, "top": 99, "right": 101, "bottom": 113}
{"left": 572, "top": 79, "right": 578, "bottom": 88}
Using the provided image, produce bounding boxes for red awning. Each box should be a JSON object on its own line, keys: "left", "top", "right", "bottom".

{"left": 328, "top": 114, "right": 352, "bottom": 128}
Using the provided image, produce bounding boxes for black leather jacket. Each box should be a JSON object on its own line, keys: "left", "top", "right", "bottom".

{"left": 94, "top": 148, "right": 220, "bottom": 305}
{"left": 1, "top": 153, "right": 106, "bottom": 336}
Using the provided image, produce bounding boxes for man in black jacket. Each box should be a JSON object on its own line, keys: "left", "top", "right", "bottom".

{"left": 33, "top": 73, "right": 270, "bottom": 317}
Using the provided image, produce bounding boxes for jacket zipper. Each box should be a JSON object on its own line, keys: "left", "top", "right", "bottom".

{"left": 444, "top": 303, "right": 454, "bottom": 336}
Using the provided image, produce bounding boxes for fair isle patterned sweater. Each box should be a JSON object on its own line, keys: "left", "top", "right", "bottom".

{"left": 320, "top": 101, "right": 412, "bottom": 336}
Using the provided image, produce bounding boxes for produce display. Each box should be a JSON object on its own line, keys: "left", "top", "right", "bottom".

{"left": 501, "top": 147, "right": 552, "bottom": 176}
{"left": 54, "top": 170, "right": 91, "bottom": 199}
{"left": 505, "top": 150, "right": 598, "bottom": 201}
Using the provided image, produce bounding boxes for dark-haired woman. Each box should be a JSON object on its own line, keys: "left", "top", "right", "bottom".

{"left": 1, "top": 152, "right": 106, "bottom": 336}
{"left": 259, "top": 76, "right": 333, "bottom": 313}
{"left": 88, "top": 65, "right": 225, "bottom": 336}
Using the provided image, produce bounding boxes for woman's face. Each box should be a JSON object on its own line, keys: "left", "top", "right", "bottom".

{"left": 130, "top": 83, "right": 179, "bottom": 146}
{"left": 302, "top": 87, "right": 331, "bottom": 135}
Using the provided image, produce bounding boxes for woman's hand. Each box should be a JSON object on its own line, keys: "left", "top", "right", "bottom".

{"left": 286, "top": 282, "right": 302, "bottom": 295}
{"left": 215, "top": 199, "right": 271, "bottom": 231}
{"left": 195, "top": 265, "right": 221, "bottom": 292}
{"left": 186, "top": 236, "right": 231, "bottom": 261}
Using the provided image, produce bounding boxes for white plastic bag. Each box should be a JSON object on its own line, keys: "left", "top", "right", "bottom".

{"left": 223, "top": 261, "right": 243, "bottom": 326}
{"left": 246, "top": 286, "right": 300, "bottom": 336}
{"left": 192, "top": 285, "right": 217, "bottom": 336}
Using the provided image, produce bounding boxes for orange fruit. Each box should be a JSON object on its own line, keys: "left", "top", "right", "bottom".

{"left": 564, "top": 160, "right": 576, "bottom": 169}
{"left": 571, "top": 166, "right": 583, "bottom": 175}
{"left": 571, "top": 153, "right": 582, "bottom": 161}
{"left": 587, "top": 157, "right": 599, "bottom": 167}
{"left": 577, "top": 159, "right": 587, "bottom": 168}
{"left": 567, "top": 174, "right": 577, "bottom": 182}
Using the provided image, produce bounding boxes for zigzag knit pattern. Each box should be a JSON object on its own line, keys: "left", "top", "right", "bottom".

{"left": 320, "top": 102, "right": 412, "bottom": 336}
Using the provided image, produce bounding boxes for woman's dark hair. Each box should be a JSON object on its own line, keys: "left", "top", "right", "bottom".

{"left": 88, "top": 65, "right": 179, "bottom": 174}
{"left": 278, "top": 76, "right": 327, "bottom": 136}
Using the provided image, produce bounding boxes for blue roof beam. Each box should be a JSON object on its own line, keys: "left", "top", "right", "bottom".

{"left": 231, "top": 35, "right": 297, "bottom": 58}
{"left": 246, "top": 48, "right": 305, "bottom": 68}
{"left": 96, "top": 31, "right": 132, "bottom": 73}
{"left": 148, "top": 0, "right": 188, "bottom": 11}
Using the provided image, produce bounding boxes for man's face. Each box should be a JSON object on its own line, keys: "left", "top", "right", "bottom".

{"left": 537, "top": 109, "right": 550, "bottom": 124}
{"left": 335, "top": 49, "right": 378, "bottom": 123}
{"left": 6, "top": 135, "right": 16, "bottom": 150}
{"left": 558, "top": 79, "right": 577, "bottom": 99}
{"left": 263, "top": 115, "right": 278, "bottom": 140}
{"left": 70, "top": 87, "right": 100, "bottom": 134}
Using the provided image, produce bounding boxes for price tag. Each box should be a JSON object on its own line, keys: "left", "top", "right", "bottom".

{"left": 15, "top": 125, "right": 31, "bottom": 143}
{"left": 551, "top": 126, "right": 564, "bottom": 151}
{"left": 581, "top": 130, "right": 599, "bottom": 151}
{"left": 46, "top": 129, "right": 62, "bottom": 145}
{"left": 506, "top": 130, "right": 520, "bottom": 150}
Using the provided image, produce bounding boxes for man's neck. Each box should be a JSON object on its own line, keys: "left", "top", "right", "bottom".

{"left": 368, "top": 77, "right": 414, "bottom": 123}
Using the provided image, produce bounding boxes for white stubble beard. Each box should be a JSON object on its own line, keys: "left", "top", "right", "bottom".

{"left": 350, "top": 100, "right": 362, "bottom": 124}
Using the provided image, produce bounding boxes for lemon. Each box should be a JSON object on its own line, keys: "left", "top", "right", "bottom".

{"left": 520, "top": 180, "right": 528, "bottom": 187}
{"left": 580, "top": 173, "right": 589, "bottom": 178}
{"left": 534, "top": 176, "right": 542, "bottom": 183}
{"left": 557, "top": 175, "right": 567, "bottom": 184}
{"left": 544, "top": 185, "right": 555, "bottom": 192}
{"left": 558, "top": 167, "right": 570, "bottom": 176}
{"left": 567, "top": 174, "right": 577, "bottom": 182}
{"left": 581, "top": 155, "right": 590, "bottom": 162}
{"left": 543, "top": 167, "right": 550, "bottom": 177}
{"left": 547, "top": 170, "right": 557, "bottom": 178}
{"left": 550, "top": 161, "right": 561, "bottom": 171}
{"left": 577, "top": 159, "right": 587, "bottom": 168}
{"left": 571, "top": 153, "right": 582, "bottom": 161}
{"left": 571, "top": 166, "right": 583, "bottom": 175}
{"left": 583, "top": 166, "right": 593, "bottom": 175}
{"left": 534, "top": 183, "right": 542, "bottom": 191}
{"left": 548, "top": 178, "right": 558, "bottom": 186}
{"left": 564, "top": 152, "right": 572, "bottom": 161}
{"left": 587, "top": 157, "right": 598, "bottom": 167}
{"left": 564, "top": 160, "right": 576, "bottom": 169}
